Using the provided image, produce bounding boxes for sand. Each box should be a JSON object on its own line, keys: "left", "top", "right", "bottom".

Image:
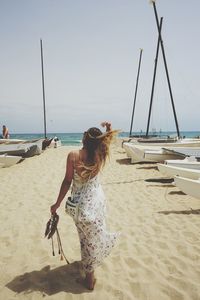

{"left": 0, "top": 142, "right": 200, "bottom": 300}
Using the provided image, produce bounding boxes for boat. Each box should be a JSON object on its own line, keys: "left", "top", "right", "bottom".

{"left": 0, "top": 154, "right": 23, "bottom": 167}
{"left": 164, "top": 157, "right": 200, "bottom": 170}
{"left": 174, "top": 176, "right": 200, "bottom": 200}
{"left": 162, "top": 147, "right": 200, "bottom": 158}
{"left": 143, "top": 147, "right": 183, "bottom": 163}
{"left": 158, "top": 164, "right": 200, "bottom": 180}
{"left": 124, "top": 138, "right": 200, "bottom": 148}
{"left": 0, "top": 144, "right": 28, "bottom": 156}
{"left": 123, "top": 143, "right": 183, "bottom": 163}
{"left": 0, "top": 139, "right": 44, "bottom": 157}
{"left": 123, "top": 140, "right": 200, "bottom": 163}
{"left": 48, "top": 137, "right": 62, "bottom": 148}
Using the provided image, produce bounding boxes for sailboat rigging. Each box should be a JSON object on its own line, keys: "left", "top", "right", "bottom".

{"left": 146, "top": 0, "right": 180, "bottom": 137}
{"left": 129, "top": 48, "right": 143, "bottom": 137}
{"left": 129, "top": 1, "right": 180, "bottom": 139}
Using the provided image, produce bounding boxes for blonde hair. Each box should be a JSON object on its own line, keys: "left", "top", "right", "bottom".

{"left": 79, "top": 127, "right": 119, "bottom": 181}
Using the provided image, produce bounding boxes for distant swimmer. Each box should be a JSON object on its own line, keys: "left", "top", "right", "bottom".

{"left": 2, "top": 125, "right": 10, "bottom": 139}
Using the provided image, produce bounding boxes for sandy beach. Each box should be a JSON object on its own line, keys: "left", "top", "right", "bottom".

{"left": 0, "top": 141, "right": 200, "bottom": 300}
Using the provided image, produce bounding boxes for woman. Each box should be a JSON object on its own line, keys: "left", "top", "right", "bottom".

{"left": 50, "top": 122, "right": 119, "bottom": 290}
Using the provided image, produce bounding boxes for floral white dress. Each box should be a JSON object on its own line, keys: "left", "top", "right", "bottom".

{"left": 67, "top": 171, "right": 118, "bottom": 273}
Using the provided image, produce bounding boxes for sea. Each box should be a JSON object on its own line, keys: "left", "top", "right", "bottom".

{"left": 10, "top": 131, "right": 200, "bottom": 146}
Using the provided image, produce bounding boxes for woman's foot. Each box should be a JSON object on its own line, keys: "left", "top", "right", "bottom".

{"left": 77, "top": 271, "right": 96, "bottom": 290}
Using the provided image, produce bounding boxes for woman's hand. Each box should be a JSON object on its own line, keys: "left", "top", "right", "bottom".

{"left": 50, "top": 203, "right": 60, "bottom": 214}
{"left": 101, "top": 121, "right": 112, "bottom": 132}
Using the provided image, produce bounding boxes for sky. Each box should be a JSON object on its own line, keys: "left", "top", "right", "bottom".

{"left": 1, "top": 0, "right": 200, "bottom": 134}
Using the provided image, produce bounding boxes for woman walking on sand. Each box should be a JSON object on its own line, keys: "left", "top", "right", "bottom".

{"left": 50, "top": 122, "right": 119, "bottom": 290}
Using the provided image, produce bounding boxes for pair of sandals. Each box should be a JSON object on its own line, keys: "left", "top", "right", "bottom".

{"left": 45, "top": 213, "right": 59, "bottom": 239}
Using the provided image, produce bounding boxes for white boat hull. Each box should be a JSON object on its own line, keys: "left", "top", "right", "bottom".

{"left": 123, "top": 142, "right": 134, "bottom": 158}
{"left": 126, "top": 139, "right": 200, "bottom": 147}
{"left": 174, "top": 176, "right": 200, "bottom": 200}
{"left": 158, "top": 164, "right": 200, "bottom": 180}
{"left": 144, "top": 150, "right": 182, "bottom": 162}
{"left": 0, "top": 139, "right": 44, "bottom": 157}
{"left": 165, "top": 157, "right": 200, "bottom": 170}
{"left": 123, "top": 143, "right": 183, "bottom": 163}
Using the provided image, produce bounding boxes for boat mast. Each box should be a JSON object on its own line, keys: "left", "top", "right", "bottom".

{"left": 151, "top": 0, "right": 180, "bottom": 137}
{"left": 129, "top": 48, "right": 143, "bottom": 137}
{"left": 40, "top": 39, "right": 47, "bottom": 139}
{"left": 146, "top": 17, "right": 163, "bottom": 136}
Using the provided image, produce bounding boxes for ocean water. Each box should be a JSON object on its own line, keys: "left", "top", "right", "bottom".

{"left": 10, "top": 131, "right": 200, "bottom": 146}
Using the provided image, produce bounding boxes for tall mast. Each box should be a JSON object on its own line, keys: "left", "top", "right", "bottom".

{"left": 129, "top": 48, "right": 143, "bottom": 137}
{"left": 146, "top": 17, "right": 163, "bottom": 136}
{"left": 40, "top": 39, "right": 47, "bottom": 139}
{"left": 151, "top": 1, "right": 180, "bottom": 137}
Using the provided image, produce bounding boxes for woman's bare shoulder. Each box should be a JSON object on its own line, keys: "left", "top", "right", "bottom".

{"left": 67, "top": 150, "right": 80, "bottom": 160}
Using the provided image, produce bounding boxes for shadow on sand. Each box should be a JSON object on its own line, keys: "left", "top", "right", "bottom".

{"left": 145, "top": 178, "right": 174, "bottom": 184}
{"left": 6, "top": 261, "right": 90, "bottom": 296}
{"left": 158, "top": 208, "right": 200, "bottom": 215}
{"left": 116, "top": 158, "right": 131, "bottom": 165}
{"left": 146, "top": 184, "right": 175, "bottom": 188}
{"left": 168, "top": 190, "right": 186, "bottom": 195}
{"left": 137, "top": 166, "right": 158, "bottom": 170}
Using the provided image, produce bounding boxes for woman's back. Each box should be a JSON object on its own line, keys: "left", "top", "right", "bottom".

{"left": 72, "top": 149, "right": 100, "bottom": 181}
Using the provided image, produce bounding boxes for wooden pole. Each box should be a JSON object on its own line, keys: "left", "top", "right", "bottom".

{"left": 129, "top": 48, "right": 143, "bottom": 137}
{"left": 40, "top": 39, "right": 47, "bottom": 139}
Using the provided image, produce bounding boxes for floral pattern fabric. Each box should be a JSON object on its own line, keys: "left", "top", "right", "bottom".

{"left": 67, "top": 172, "right": 118, "bottom": 273}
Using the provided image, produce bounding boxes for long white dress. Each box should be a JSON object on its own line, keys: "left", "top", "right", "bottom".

{"left": 68, "top": 171, "right": 118, "bottom": 273}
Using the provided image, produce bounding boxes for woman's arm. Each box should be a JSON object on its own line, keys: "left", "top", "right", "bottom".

{"left": 50, "top": 151, "right": 74, "bottom": 214}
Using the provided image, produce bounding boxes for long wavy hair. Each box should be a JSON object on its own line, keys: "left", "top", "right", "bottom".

{"left": 79, "top": 127, "right": 118, "bottom": 180}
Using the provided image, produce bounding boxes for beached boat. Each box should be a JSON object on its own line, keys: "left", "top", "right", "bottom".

{"left": 123, "top": 143, "right": 183, "bottom": 163}
{"left": 48, "top": 137, "right": 62, "bottom": 148}
{"left": 143, "top": 148, "right": 183, "bottom": 163}
{"left": 0, "top": 154, "right": 23, "bottom": 167}
{"left": 143, "top": 146, "right": 200, "bottom": 163}
{"left": 123, "top": 138, "right": 200, "bottom": 148}
{"left": 174, "top": 176, "right": 200, "bottom": 200}
{"left": 158, "top": 164, "right": 200, "bottom": 180}
{"left": 0, "top": 144, "right": 28, "bottom": 156}
{"left": 123, "top": 140, "right": 200, "bottom": 163}
{"left": 164, "top": 157, "right": 200, "bottom": 170}
{"left": 0, "top": 139, "right": 44, "bottom": 157}
{"left": 162, "top": 147, "right": 200, "bottom": 158}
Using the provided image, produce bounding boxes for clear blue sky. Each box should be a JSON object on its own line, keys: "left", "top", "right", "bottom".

{"left": 1, "top": 0, "right": 200, "bottom": 133}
